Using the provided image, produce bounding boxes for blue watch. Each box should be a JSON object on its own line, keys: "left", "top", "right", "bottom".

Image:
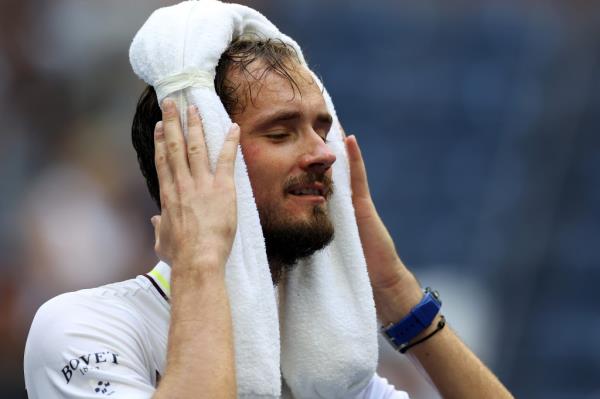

{"left": 381, "top": 287, "right": 442, "bottom": 351}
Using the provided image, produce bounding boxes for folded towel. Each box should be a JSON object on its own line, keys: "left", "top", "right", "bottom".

{"left": 129, "top": 1, "right": 378, "bottom": 398}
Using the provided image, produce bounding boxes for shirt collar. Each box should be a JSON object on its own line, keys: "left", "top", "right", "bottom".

{"left": 146, "top": 261, "right": 171, "bottom": 299}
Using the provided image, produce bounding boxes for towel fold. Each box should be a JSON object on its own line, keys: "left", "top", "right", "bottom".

{"left": 130, "top": 1, "right": 378, "bottom": 397}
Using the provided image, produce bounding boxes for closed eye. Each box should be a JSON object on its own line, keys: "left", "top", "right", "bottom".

{"left": 266, "top": 133, "right": 289, "bottom": 140}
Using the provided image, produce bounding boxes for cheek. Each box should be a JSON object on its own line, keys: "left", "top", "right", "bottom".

{"left": 241, "top": 143, "right": 263, "bottom": 180}
{"left": 242, "top": 142, "right": 290, "bottom": 176}
{"left": 241, "top": 142, "right": 261, "bottom": 164}
{"left": 241, "top": 143, "right": 275, "bottom": 200}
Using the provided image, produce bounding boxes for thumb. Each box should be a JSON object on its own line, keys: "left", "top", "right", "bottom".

{"left": 344, "top": 135, "right": 370, "bottom": 200}
{"left": 215, "top": 123, "right": 240, "bottom": 180}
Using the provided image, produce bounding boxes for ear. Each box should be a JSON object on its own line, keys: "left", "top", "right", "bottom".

{"left": 150, "top": 215, "right": 161, "bottom": 253}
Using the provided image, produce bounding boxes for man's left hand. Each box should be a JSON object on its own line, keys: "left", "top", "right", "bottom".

{"left": 344, "top": 135, "right": 423, "bottom": 324}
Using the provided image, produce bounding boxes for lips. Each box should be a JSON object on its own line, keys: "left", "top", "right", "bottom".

{"left": 288, "top": 184, "right": 326, "bottom": 197}
{"left": 284, "top": 173, "right": 334, "bottom": 200}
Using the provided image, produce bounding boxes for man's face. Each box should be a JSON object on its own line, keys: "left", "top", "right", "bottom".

{"left": 229, "top": 61, "right": 336, "bottom": 275}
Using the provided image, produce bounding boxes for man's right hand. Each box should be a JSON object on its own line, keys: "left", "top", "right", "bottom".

{"left": 151, "top": 99, "right": 239, "bottom": 399}
{"left": 152, "top": 98, "right": 240, "bottom": 274}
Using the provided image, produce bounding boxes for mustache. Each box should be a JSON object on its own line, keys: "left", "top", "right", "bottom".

{"left": 283, "top": 172, "right": 334, "bottom": 199}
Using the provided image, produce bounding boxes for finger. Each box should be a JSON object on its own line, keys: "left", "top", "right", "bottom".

{"left": 154, "top": 121, "right": 174, "bottom": 189}
{"left": 344, "top": 135, "right": 371, "bottom": 199}
{"left": 161, "top": 98, "right": 191, "bottom": 180}
{"left": 215, "top": 123, "right": 241, "bottom": 181}
{"left": 186, "top": 105, "right": 209, "bottom": 178}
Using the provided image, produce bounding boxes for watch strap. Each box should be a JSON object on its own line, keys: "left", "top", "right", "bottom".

{"left": 382, "top": 287, "right": 442, "bottom": 350}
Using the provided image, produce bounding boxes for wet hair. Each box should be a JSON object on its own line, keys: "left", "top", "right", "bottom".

{"left": 131, "top": 37, "right": 302, "bottom": 209}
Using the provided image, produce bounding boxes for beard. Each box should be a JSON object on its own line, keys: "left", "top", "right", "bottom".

{"left": 258, "top": 173, "right": 335, "bottom": 285}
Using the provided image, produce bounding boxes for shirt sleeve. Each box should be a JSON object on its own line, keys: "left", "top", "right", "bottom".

{"left": 24, "top": 292, "right": 156, "bottom": 399}
{"left": 357, "top": 373, "right": 410, "bottom": 399}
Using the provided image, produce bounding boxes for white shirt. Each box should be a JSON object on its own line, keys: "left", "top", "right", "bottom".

{"left": 24, "top": 265, "right": 409, "bottom": 399}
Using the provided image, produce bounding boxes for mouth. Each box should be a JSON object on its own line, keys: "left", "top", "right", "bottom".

{"left": 286, "top": 183, "right": 329, "bottom": 199}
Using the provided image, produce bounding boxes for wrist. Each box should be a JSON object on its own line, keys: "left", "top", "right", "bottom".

{"left": 171, "top": 255, "right": 226, "bottom": 284}
{"left": 381, "top": 287, "right": 444, "bottom": 352}
{"left": 169, "top": 258, "right": 230, "bottom": 317}
{"left": 373, "top": 268, "right": 423, "bottom": 326}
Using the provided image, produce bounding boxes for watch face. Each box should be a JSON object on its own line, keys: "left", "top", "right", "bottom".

{"left": 425, "top": 287, "right": 441, "bottom": 304}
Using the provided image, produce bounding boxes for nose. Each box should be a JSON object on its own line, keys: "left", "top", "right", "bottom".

{"left": 298, "top": 132, "right": 337, "bottom": 174}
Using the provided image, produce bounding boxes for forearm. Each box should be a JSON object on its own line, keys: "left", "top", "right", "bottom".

{"left": 375, "top": 265, "right": 513, "bottom": 399}
{"left": 153, "top": 259, "right": 236, "bottom": 399}
{"left": 343, "top": 135, "right": 512, "bottom": 397}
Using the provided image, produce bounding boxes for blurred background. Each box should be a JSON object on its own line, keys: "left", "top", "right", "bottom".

{"left": 1, "top": 0, "right": 599, "bottom": 398}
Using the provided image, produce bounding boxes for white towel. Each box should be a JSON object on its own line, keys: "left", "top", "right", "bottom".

{"left": 129, "top": 1, "right": 378, "bottom": 398}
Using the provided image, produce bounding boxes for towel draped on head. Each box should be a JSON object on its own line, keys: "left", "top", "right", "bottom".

{"left": 129, "top": 1, "right": 378, "bottom": 397}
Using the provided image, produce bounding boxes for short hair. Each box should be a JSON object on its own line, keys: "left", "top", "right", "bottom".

{"left": 131, "top": 37, "right": 302, "bottom": 209}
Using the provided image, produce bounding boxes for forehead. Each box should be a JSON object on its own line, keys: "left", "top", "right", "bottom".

{"left": 227, "top": 61, "right": 328, "bottom": 124}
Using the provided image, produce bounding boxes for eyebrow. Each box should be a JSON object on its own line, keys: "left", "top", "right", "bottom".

{"left": 253, "top": 110, "right": 333, "bottom": 131}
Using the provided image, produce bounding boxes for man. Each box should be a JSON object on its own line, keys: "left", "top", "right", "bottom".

{"left": 24, "top": 37, "right": 513, "bottom": 398}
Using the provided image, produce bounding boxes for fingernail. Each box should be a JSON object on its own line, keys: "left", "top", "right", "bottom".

{"left": 231, "top": 122, "right": 240, "bottom": 133}
{"left": 188, "top": 104, "right": 198, "bottom": 115}
{"left": 162, "top": 98, "right": 174, "bottom": 112}
{"left": 154, "top": 121, "right": 164, "bottom": 138}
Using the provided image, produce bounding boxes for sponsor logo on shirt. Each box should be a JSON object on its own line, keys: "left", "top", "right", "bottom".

{"left": 60, "top": 351, "right": 120, "bottom": 384}
{"left": 93, "top": 380, "right": 115, "bottom": 395}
